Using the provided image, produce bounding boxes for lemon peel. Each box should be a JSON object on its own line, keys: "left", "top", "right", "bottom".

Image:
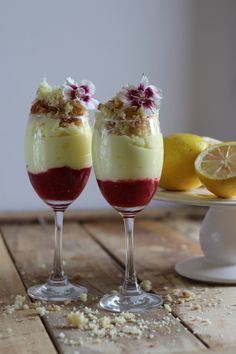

{"left": 160, "top": 133, "right": 208, "bottom": 191}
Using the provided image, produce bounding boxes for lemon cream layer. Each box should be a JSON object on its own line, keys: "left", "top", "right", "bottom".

{"left": 92, "top": 128, "right": 163, "bottom": 181}
{"left": 25, "top": 115, "right": 92, "bottom": 173}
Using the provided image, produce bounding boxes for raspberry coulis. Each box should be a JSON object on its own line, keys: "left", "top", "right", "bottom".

{"left": 28, "top": 166, "right": 91, "bottom": 201}
{"left": 97, "top": 178, "right": 159, "bottom": 208}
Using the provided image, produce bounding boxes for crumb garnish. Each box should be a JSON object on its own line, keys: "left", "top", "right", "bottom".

{"left": 30, "top": 77, "right": 98, "bottom": 123}
{"left": 95, "top": 75, "right": 162, "bottom": 137}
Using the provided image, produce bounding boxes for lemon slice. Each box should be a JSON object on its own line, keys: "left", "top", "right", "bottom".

{"left": 195, "top": 142, "right": 236, "bottom": 198}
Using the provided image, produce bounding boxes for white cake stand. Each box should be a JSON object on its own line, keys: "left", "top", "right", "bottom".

{"left": 155, "top": 188, "right": 236, "bottom": 284}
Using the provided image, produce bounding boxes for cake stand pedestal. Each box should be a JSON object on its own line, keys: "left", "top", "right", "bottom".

{"left": 155, "top": 188, "right": 236, "bottom": 284}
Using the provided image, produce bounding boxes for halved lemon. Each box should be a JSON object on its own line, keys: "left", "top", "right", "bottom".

{"left": 195, "top": 142, "right": 236, "bottom": 198}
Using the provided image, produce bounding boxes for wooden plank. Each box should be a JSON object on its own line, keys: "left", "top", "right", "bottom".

{"left": 84, "top": 218, "right": 201, "bottom": 278}
{"left": 1, "top": 221, "right": 205, "bottom": 354}
{"left": 184, "top": 349, "right": 236, "bottom": 354}
{"left": 0, "top": 222, "right": 122, "bottom": 292}
{"left": 84, "top": 218, "right": 236, "bottom": 350}
{"left": 162, "top": 274, "right": 236, "bottom": 349}
{"left": 0, "top": 206, "right": 207, "bottom": 223}
{"left": 0, "top": 231, "right": 57, "bottom": 354}
{"left": 165, "top": 213, "right": 203, "bottom": 242}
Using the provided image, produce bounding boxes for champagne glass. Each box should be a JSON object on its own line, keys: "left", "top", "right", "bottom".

{"left": 24, "top": 77, "right": 98, "bottom": 301}
{"left": 92, "top": 76, "right": 164, "bottom": 312}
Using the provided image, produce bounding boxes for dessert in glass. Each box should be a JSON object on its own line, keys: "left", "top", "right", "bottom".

{"left": 25, "top": 77, "right": 98, "bottom": 301}
{"left": 92, "top": 75, "right": 163, "bottom": 312}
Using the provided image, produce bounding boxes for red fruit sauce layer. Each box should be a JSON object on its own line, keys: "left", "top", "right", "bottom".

{"left": 97, "top": 178, "right": 159, "bottom": 208}
{"left": 28, "top": 166, "right": 91, "bottom": 201}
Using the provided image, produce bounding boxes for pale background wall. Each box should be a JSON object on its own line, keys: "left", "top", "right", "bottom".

{"left": 192, "top": 0, "right": 236, "bottom": 140}
{"left": 0, "top": 0, "right": 235, "bottom": 211}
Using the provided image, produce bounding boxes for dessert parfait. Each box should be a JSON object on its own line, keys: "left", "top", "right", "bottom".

{"left": 25, "top": 77, "right": 97, "bottom": 209}
{"left": 93, "top": 75, "right": 163, "bottom": 213}
{"left": 25, "top": 77, "right": 98, "bottom": 301}
{"left": 92, "top": 75, "right": 164, "bottom": 312}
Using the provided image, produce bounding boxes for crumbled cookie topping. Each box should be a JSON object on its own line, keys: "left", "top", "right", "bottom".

{"left": 59, "top": 117, "right": 83, "bottom": 128}
{"left": 4, "top": 294, "right": 27, "bottom": 315}
{"left": 95, "top": 76, "right": 161, "bottom": 137}
{"left": 96, "top": 100, "right": 157, "bottom": 137}
{"left": 66, "top": 308, "right": 174, "bottom": 341}
{"left": 30, "top": 77, "right": 98, "bottom": 123}
{"left": 140, "top": 279, "right": 152, "bottom": 292}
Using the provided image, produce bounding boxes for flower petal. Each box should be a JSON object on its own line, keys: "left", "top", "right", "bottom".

{"left": 63, "top": 91, "right": 72, "bottom": 100}
{"left": 62, "top": 77, "right": 79, "bottom": 100}
{"left": 81, "top": 80, "right": 96, "bottom": 95}
{"left": 140, "top": 74, "right": 149, "bottom": 88}
{"left": 63, "top": 86, "right": 77, "bottom": 100}
{"left": 149, "top": 85, "right": 163, "bottom": 100}
{"left": 64, "top": 77, "right": 78, "bottom": 89}
{"left": 143, "top": 98, "right": 155, "bottom": 109}
{"left": 126, "top": 88, "right": 140, "bottom": 101}
{"left": 117, "top": 85, "right": 137, "bottom": 106}
{"left": 63, "top": 87, "right": 73, "bottom": 94}
{"left": 116, "top": 76, "right": 162, "bottom": 113}
{"left": 85, "top": 97, "right": 99, "bottom": 110}
{"left": 144, "top": 86, "right": 155, "bottom": 99}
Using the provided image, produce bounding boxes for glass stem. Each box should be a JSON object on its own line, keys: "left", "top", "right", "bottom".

{"left": 48, "top": 211, "right": 67, "bottom": 285}
{"left": 121, "top": 215, "right": 141, "bottom": 295}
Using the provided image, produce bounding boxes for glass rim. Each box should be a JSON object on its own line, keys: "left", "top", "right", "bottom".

{"left": 94, "top": 115, "right": 160, "bottom": 124}
{"left": 29, "top": 113, "right": 89, "bottom": 120}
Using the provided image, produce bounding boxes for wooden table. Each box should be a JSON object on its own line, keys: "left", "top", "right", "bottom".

{"left": 0, "top": 207, "right": 235, "bottom": 354}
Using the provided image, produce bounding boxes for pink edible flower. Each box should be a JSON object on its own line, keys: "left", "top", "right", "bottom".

{"left": 117, "top": 75, "right": 162, "bottom": 115}
{"left": 63, "top": 77, "right": 99, "bottom": 110}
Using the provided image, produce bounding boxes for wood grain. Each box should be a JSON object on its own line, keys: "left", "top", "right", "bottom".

{"left": 1, "top": 220, "right": 205, "bottom": 354}
{"left": 3, "top": 206, "right": 234, "bottom": 354}
{"left": 0, "top": 206, "right": 207, "bottom": 223}
{"left": 84, "top": 217, "right": 236, "bottom": 350}
{"left": 0, "top": 231, "right": 57, "bottom": 354}
{"left": 83, "top": 218, "right": 202, "bottom": 277}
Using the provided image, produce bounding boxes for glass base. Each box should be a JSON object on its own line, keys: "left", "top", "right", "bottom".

{"left": 27, "top": 281, "right": 88, "bottom": 302}
{"left": 99, "top": 291, "right": 163, "bottom": 313}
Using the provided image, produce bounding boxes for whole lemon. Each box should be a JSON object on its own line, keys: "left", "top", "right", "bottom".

{"left": 160, "top": 133, "right": 208, "bottom": 191}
